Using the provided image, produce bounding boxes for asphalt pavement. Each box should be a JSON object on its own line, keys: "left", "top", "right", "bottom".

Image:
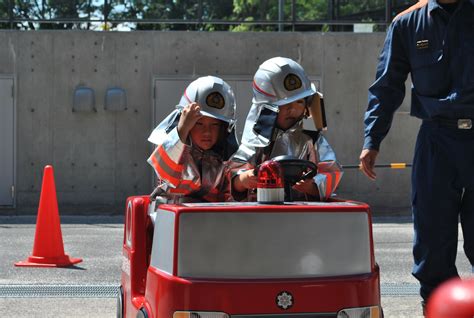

{"left": 0, "top": 215, "right": 472, "bottom": 317}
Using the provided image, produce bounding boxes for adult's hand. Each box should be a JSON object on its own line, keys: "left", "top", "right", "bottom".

{"left": 359, "top": 148, "right": 379, "bottom": 180}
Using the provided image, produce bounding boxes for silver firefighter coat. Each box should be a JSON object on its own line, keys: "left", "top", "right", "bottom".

{"left": 231, "top": 103, "right": 343, "bottom": 201}
{"left": 147, "top": 109, "right": 235, "bottom": 203}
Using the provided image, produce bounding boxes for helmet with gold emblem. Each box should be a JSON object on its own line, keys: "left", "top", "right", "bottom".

{"left": 252, "top": 57, "right": 317, "bottom": 106}
{"left": 177, "top": 76, "right": 236, "bottom": 129}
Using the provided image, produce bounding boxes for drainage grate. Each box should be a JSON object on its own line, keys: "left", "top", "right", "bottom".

{"left": 381, "top": 283, "right": 419, "bottom": 296}
{"left": 0, "top": 283, "right": 419, "bottom": 298}
{"left": 0, "top": 284, "right": 119, "bottom": 298}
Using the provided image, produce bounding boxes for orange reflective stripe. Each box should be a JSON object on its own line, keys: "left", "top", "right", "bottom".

{"left": 149, "top": 147, "right": 183, "bottom": 180}
{"left": 149, "top": 150, "right": 160, "bottom": 173}
{"left": 157, "top": 145, "right": 183, "bottom": 173}
{"left": 148, "top": 146, "right": 184, "bottom": 186}
{"left": 167, "top": 180, "right": 200, "bottom": 194}
{"left": 320, "top": 172, "right": 333, "bottom": 199}
{"left": 151, "top": 155, "right": 181, "bottom": 186}
{"left": 317, "top": 161, "right": 334, "bottom": 171}
{"left": 333, "top": 171, "right": 343, "bottom": 189}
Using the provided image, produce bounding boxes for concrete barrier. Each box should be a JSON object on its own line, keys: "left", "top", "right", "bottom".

{"left": 0, "top": 31, "right": 416, "bottom": 214}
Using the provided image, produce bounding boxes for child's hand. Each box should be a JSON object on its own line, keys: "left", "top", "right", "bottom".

{"left": 177, "top": 103, "right": 203, "bottom": 142}
{"left": 293, "top": 178, "right": 319, "bottom": 197}
{"left": 233, "top": 169, "right": 258, "bottom": 192}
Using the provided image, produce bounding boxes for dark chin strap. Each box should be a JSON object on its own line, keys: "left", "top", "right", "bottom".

{"left": 253, "top": 106, "right": 278, "bottom": 141}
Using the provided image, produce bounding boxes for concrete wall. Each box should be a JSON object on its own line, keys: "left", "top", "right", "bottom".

{"left": 0, "top": 31, "right": 419, "bottom": 214}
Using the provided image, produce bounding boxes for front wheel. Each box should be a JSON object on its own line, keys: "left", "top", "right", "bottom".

{"left": 116, "top": 286, "right": 123, "bottom": 318}
{"left": 136, "top": 307, "right": 149, "bottom": 318}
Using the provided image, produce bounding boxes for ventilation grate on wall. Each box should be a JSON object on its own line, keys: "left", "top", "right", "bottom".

{"left": 73, "top": 86, "right": 96, "bottom": 112}
{"left": 105, "top": 87, "right": 127, "bottom": 111}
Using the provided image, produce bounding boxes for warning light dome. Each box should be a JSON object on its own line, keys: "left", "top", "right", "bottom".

{"left": 257, "top": 160, "right": 285, "bottom": 203}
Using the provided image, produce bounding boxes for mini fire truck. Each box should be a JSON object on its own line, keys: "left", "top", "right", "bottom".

{"left": 118, "top": 157, "right": 382, "bottom": 318}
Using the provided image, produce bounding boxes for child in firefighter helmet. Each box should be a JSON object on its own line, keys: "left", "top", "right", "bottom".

{"left": 231, "top": 57, "right": 343, "bottom": 201}
{"left": 147, "top": 76, "right": 238, "bottom": 203}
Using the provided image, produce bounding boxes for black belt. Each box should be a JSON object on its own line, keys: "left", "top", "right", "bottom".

{"left": 428, "top": 118, "right": 474, "bottom": 129}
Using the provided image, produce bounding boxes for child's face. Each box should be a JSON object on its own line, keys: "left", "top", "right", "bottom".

{"left": 276, "top": 99, "right": 306, "bottom": 130}
{"left": 190, "top": 116, "right": 222, "bottom": 150}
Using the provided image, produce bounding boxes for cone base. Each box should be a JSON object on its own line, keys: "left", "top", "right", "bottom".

{"left": 15, "top": 255, "right": 82, "bottom": 268}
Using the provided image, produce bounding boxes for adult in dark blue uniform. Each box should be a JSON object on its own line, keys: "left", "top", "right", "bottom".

{"left": 359, "top": 0, "right": 474, "bottom": 311}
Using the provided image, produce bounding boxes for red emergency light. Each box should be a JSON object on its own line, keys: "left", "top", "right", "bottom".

{"left": 257, "top": 160, "right": 285, "bottom": 203}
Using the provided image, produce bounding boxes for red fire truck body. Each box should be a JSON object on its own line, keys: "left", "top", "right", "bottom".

{"left": 118, "top": 196, "right": 381, "bottom": 318}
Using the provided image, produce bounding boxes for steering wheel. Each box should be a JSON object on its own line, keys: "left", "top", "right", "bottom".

{"left": 272, "top": 155, "right": 318, "bottom": 201}
{"left": 272, "top": 155, "right": 317, "bottom": 184}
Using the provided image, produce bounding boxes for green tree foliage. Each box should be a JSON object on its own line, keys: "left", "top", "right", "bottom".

{"left": 111, "top": 0, "right": 199, "bottom": 30}
{"left": 338, "top": 0, "right": 386, "bottom": 18}
{"left": 0, "top": 1, "right": 11, "bottom": 29}
{"left": 0, "top": 0, "right": 416, "bottom": 31}
{"left": 294, "top": 0, "right": 328, "bottom": 21}
{"left": 3, "top": 0, "right": 94, "bottom": 30}
{"left": 110, "top": 0, "right": 233, "bottom": 31}
{"left": 230, "top": 0, "right": 279, "bottom": 31}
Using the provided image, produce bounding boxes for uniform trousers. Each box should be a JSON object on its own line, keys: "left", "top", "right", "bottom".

{"left": 412, "top": 120, "right": 474, "bottom": 300}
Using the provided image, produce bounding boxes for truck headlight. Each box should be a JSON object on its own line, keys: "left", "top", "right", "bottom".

{"left": 173, "top": 311, "right": 229, "bottom": 318}
{"left": 337, "top": 306, "right": 381, "bottom": 318}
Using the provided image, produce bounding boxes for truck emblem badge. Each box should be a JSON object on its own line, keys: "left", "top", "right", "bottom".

{"left": 276, "top": 291, "right": 293, "bottom": 310}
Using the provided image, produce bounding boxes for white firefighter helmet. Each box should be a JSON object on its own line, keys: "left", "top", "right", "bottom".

{"left": 178, "top": 76, "right": 236, "bottom": 128}
{"left": 252, "top": 57, "right": 317, "bottom": 106}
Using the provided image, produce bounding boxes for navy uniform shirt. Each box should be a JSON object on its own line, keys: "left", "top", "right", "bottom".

{"left": 364, "top": 0, "right": 474, "bottom": 151}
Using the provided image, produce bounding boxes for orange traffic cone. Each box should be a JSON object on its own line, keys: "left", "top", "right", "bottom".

{"left": 15, "top": 165, "right": 82, "bottom": 267}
